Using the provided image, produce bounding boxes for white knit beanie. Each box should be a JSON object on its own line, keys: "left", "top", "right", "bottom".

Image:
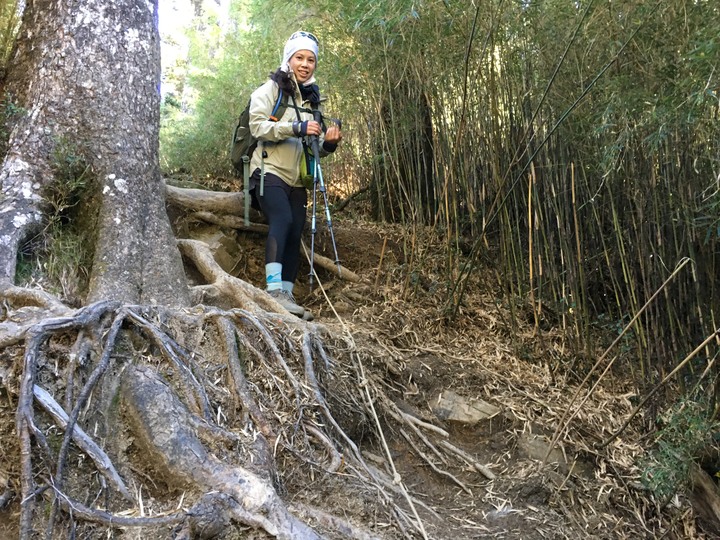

{"left": 282, "top": 31, "right": 319, "bottom": 68}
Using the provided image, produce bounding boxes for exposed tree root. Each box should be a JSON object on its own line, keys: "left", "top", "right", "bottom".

{"left": 179, "top": 238, "right": 280, "bottom": 314}
{"left": 1, "top": 265, "right": 498, "bottom": 538}
{"left": 122, "top": 364, "right": 321, "bottom": 539}
{"left": 32, "top": 385, "right": 133, "bottom": 501}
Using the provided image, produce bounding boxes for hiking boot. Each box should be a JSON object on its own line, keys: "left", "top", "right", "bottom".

{"left": 287, "top": 291, "right": 314, "bottom": 321}
{"left": 268, "top": 289, "right": 305, "bottom": 317}
{"left": 287, "top": 292, "right": 314, "bottom": 321}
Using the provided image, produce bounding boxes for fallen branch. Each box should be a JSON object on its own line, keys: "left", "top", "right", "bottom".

{"left": 165, "top": 184, "right": 244, "bottom": 214}
{"left": 334, "top": 185, "right": 369, "bottom": 213}
{"left": 33, "top": 385, "right": 133, "bottom": 501}
{"left": 439, "top": 440, "right": 496, "bottom": 480}
{"left": 302, "top": 241, "right": 361, "bottom": 283}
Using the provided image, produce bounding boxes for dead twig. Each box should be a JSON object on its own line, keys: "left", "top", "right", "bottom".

{"left": 33, "top": 385, "right": 132, "bottom": 501}
{"left": 399, "top": 429, "right": 472, "bottom": 495}
{"left": 439, "top": 440, "right": 496, "bottom": 480}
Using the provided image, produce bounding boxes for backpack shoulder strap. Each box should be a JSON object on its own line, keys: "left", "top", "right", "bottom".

{"left": 268, "top": 89, "right": 288, "bottom": 121}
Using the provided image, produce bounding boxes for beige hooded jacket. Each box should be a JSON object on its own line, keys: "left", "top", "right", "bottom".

{"left": 248, "top": 79, "right": 328, "bottom": 188}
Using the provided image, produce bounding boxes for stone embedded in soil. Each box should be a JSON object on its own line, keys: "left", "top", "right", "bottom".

{"left": 431, "top": 390, "right": 500, "bottom": 425}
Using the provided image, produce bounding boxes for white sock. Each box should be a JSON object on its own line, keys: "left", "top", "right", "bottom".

{"left": 265, "top": 262, "right": 282, "bottom": 291}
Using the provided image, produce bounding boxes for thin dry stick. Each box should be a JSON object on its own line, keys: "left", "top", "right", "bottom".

{"left": 571, "top": 162, "right": 586, "bottom": 343}
{"left": 600, "top": 327, "right": 720, "bottom": 448}
{"left": 543, "top": 257, "right": 692, "bottom": 464}
{"left": 399, "top": 429, "right": 471, "bottom": 495}
{"left": 528, "top": 163, "right": 539, "bottom": 334}
{"left": 355, "top": 356, "right": 429, "bottom": 540}
{"left": 439, "top": 440, "right": 496, "bottom": 480}
{"left": 33, "top": 385, "right": 132, "bottom": 501}
{"left": 374, "top": 237, "right": 388, "bottom": 291}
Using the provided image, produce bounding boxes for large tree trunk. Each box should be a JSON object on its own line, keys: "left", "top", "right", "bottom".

{"left": 0, "top": 0, "right": 188, "bottom": 306}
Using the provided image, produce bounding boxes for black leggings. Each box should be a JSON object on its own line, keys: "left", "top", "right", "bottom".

{"left": 251, "top": 173, "right": 307, "bottom": 283}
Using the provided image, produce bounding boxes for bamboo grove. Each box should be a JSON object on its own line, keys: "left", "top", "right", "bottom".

{"left": 315, "top": 0, "right": 720, "bottom": 387}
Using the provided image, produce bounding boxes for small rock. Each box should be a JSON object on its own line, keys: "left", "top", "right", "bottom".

{"left": 432, "top": 390, "right": 500, "bottom": 425}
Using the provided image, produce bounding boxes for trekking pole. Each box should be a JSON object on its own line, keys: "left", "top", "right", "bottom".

{"left": 308, "top": 110, "right": 342, "bottom": 289}
{"left": 308, "top": 156, "right": 319, "bottom": 289}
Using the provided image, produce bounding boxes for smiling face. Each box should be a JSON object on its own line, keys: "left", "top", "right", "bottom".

{"left": 288, "top": 50, "right": 316, "bottom": 83}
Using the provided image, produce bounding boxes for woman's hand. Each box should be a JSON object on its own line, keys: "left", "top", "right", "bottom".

{"left": 324, "top": 125, "right": 343, "bottom": 144}
{"left": 293, "top": 120, "right": 322, "bottom": 137}
{"left": 305, "top": 121, "right": 322, "bottom": 136}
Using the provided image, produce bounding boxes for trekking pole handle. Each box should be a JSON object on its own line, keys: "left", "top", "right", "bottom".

{"left": 310, "top": 133, "right": 321, "bottom": 160}
{"left": 309, "top": 108, "right": 323, "bottom": 159}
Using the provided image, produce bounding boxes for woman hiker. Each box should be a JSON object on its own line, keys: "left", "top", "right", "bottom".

{"left": 247, "top": 31, "right": 342, "bottom": 320}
